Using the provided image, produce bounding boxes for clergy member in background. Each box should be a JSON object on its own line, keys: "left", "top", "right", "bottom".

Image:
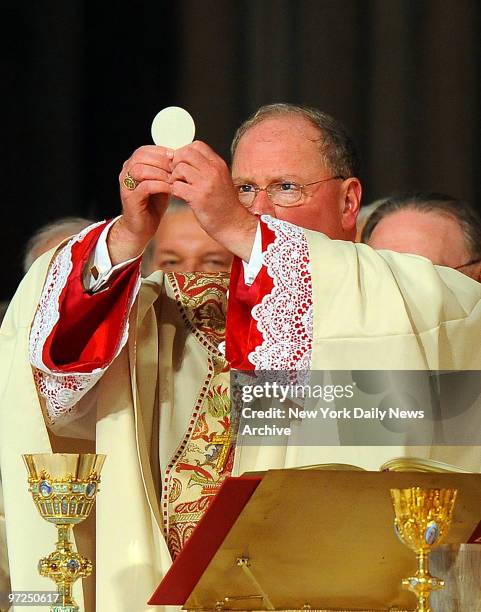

{"left": 360, "top": 191, "right": 481, "bottom": 281}
{"left": 142, "top": 198, "right": 233, "bottom": 275}
{"left": 354, "top": 197, "right": 386, "bottom": 241}
{"left": 2, "top": 104, "right": 481, "bottom": 611}
{"left": 23, "top": 216, "right": 95, "bottom": 272}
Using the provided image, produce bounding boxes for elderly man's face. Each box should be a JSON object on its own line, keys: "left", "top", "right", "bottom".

{"left": 367, "top": 209, "right": 481, "bottom": 281}
{"left": 231, "top": 116, "right": 361, "bottom": 240}
{"left": 151, "top": 208, "right": 233, "bottom": 272}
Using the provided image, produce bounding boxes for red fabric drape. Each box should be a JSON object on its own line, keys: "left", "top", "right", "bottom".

{"left": 225, "top": 222, "right": 276, "bottom": 370}
{"left": 42, "top": 221, "right": 141, "bottom": 373}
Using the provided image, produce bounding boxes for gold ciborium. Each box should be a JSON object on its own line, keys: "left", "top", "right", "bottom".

{"left": 390, "top": 487, "right": 457, "bottom": 612}
{"left": 23, "top": 453, "right": 105, "bottom": 612}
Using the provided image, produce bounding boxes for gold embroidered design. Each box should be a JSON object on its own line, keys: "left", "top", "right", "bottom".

{"left": 162, "top": 272, "right": 234, "bottom": 559}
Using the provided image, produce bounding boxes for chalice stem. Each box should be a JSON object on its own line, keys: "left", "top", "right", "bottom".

{"left": 416, "top": 551, "right": 432, "bottom": 612}
{"left": 57, "top": 525, "right": 73, "bottom": 551}
{"left": 417, "top": 550, "right": 429, "bottom": 574}
{"left": 53, "top": 524, "right": 77, "bottom": 611}
{"left": 56, "top": 584, "right": 73, "bottom": 608}
{"left": 416, "top": 595, "right": 431, "bottom": 612}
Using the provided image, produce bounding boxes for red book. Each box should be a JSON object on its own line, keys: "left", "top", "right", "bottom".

{"left": 149, "top": 475, "right": 262, "bottom": 606}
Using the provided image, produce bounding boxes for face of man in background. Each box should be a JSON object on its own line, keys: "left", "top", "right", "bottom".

{"left": 231, "top": 115, "right": 361, "bottom": 240}
{"left": 151, "top": 207, "right": 233, "bottom": 272}
{"left": 367, "top": 209, "right": 481, "bottom": 281}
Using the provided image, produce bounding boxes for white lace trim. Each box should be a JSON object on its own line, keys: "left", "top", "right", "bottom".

{"left": 248, "top": 216, "right": 313, "bottom": 370}
{"left": 29, "top": 222, "right": 102, "bottom": 370}
{"left": 29, "top": 222, "right": 141, "bottom": 424}
{"left": 33, "top": 368, "right": 104, "bottom": 424}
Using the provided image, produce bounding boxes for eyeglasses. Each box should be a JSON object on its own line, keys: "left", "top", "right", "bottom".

{"left": 454, "top": 258, "right": 481, "bottom": 270}
{"left": 234, "top": 176, "right": 345, "bottom": 208}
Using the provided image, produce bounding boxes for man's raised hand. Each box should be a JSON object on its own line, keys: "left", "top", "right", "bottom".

{"left": 109, "top": 146, "right": 174, "bottom": 265}
{"left": 170, "top": 141, "right": 257, "bottom": 262}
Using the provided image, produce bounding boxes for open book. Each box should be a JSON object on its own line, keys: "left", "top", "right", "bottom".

{"left": 295, "top": 456, "right": 472, "bottom": 473}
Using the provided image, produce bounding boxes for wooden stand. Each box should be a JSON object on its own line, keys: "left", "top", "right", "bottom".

{"left": 149, "top": 469, "right": 481, "bottom": 611}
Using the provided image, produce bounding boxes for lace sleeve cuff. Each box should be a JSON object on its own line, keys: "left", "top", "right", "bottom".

{"left": 248, "top": 216, "right": 313, "bottom": 370}
{"left": 29, "top": 222, "right": 141, "bottom": 424}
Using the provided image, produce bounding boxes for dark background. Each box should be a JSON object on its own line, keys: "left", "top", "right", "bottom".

{"left": 4, "top": 0, "right": 481, "bottom": 300}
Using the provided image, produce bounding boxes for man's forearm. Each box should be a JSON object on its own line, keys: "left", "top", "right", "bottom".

{"left": 210, "top": 210, "right": 258, "bottom": 262}
{"left": 107, "top": 216, "right": 151, "bottom": 265}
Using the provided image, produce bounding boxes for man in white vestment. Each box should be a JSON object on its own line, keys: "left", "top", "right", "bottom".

{"left": 2, "top": 103, "right": 481, "bottom": 611}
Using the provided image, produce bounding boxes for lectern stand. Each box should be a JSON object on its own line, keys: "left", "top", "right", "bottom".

{"left": 149, "top": 470, "right": 481, "bottom": 611}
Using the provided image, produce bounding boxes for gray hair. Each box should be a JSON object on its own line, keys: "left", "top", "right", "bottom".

{"left": 230, "top": 103, "right": 360, "bottom": 178}
{"left": 24, "top": 217, "right": 95, "bottom": 273}
{"left": 361, "top": 192, "right": 481, "bottom": 259}
{"left": 356, "top": 198, "right": 390, "bottom": 226}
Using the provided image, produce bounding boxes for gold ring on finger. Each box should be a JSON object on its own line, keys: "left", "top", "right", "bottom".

{"left": 123, "top": 172, "right": 139, "bottom": 191}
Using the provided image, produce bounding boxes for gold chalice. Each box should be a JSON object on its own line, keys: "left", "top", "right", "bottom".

{"left": 23, "top": 453, "right": 105, "bottom": 612}
{"left": 390, "top": 487, "right": 457, "bottom": 612}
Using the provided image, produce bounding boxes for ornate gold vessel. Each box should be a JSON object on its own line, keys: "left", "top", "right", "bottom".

{"left": 23, "top": 453, "right": 105, "bottom": 612}
{"left": 390, "top": 487, "right": 457, "bottom": 612}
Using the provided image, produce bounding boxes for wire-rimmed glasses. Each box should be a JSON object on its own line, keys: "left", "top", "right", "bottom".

{"left": 235, "top": 176, "right": 345, "bottom": 208}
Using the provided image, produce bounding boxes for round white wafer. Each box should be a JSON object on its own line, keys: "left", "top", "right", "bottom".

{"left": 151, "top": 106, "right": 195, "bottom": 149}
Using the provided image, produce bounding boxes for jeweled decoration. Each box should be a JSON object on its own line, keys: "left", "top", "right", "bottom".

{"left": 390, "top": 487, "right": 457, "bottom": 612}
{"left": 23, "top": 453, "right": 105, "bottom": 612}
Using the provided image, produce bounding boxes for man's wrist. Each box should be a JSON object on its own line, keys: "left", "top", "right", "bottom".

{"left": 107, "top": 217, "right": 150, "bottom": 265}
{"left": 214, "top": 209, "right": 258, "bottom": 262}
